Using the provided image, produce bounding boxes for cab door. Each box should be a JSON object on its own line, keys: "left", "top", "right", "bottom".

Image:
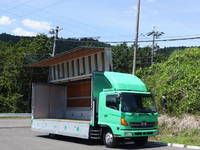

{"left": 98, "top": 92, "right": 121, "bottom": 127}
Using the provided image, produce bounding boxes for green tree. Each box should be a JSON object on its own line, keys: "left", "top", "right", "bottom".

{"left": 137, "top": 48, "right": 200, "bottom": 115}
{"left": 0, "top": 34, "right": 50, "bottom": 112}
{"left": 112, "top": 43, "right": 132, "bottom": 73}
{"left": 112, "top": 43, "right": 153, "bottom": 73}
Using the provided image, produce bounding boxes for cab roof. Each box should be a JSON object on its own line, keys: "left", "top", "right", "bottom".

{"left": 104, "top": 72, "right": 148, "bottom": 92}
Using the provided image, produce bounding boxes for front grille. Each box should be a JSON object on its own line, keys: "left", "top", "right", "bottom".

{"left": 135, "top": 132, "right": 153, "bottom": 135}
{"left": 130, "top": 122, "right": 156, "bottom": 128}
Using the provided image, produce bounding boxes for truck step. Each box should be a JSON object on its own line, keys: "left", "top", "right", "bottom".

{"left": 91, "top": 129, "right": 100, "bottom": 131}
{"left": 90, "top": 130, "right": 101, "bottom": 132}
{"left": 90, "top": 137, "right": 101, "bottom": 140}
{"left": 90, "top": 128, "right": 102, "bottom": 139}
{"left": 90, "top": 133, "right": 101, "bottom": 136}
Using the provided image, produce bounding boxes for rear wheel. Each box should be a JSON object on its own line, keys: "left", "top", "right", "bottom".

{"left": 134, "top": 137, "right": 148, "bottom": 146}
{"left": 103, "top": 130, "right": 117, "bottom": 148}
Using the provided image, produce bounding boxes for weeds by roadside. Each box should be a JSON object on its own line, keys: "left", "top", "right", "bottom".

{"left": 150, "top": 114, "right": 200, "bottom": 146}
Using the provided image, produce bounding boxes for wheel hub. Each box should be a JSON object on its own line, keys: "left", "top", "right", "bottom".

{"left": 105, "top": 132, "right": 113, "bottom": 145}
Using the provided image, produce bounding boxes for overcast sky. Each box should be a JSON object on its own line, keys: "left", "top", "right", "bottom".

{"left": 0, "top": 0, "right": 200, "bottom": 47}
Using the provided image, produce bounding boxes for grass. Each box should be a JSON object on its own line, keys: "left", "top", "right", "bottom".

{"left": 150, "top": 128, "right": 200, "bottom": 146}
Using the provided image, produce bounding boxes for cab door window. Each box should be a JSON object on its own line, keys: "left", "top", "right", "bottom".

{"left": 106, "top": 95, "right": 119, "bottom": 110}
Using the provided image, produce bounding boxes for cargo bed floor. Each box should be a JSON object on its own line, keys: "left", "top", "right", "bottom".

{"left": 35, "top": 118, "right": 90, "bottom": 123}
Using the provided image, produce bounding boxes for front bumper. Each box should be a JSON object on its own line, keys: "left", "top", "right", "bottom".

{"left": 113, "top": 129, "right": 159, "bottom": 138}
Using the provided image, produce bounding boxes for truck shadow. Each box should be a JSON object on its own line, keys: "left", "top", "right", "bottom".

{"left": 38, "top": 134, "right": 103, "bottom": 146}
{"left": 117, "top": 142, "right": 167, "bottom": 149}
{"left": 38, "top": 135, "right": 167, "bottom": 149}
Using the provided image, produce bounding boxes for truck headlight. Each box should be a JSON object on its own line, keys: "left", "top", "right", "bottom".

{"left": 125, "top": 133, "right": 132, "bottom": 136}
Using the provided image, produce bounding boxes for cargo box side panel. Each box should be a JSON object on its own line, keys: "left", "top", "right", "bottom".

{"left": 32, "top": 83, "right": 50, "bottom": 119}
{"left": 32, "top": 119, "right": 90, "bottom": 139}
{"left": 49, "top": 85, "right": 67, "bottom": 119}
{"left": 32, "top": 83, "right": 66, "bottom": 119}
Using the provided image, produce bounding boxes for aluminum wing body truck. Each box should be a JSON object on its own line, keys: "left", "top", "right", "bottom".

{"left": 31, "top": 47, "right": 159, "bottom": 148}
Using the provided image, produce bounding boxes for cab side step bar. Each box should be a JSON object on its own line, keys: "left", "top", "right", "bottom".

{"left": 89, "top": 127, "right": 102, "bottom": 139}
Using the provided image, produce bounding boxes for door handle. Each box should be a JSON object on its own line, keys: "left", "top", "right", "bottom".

{"left": 104, "top": 114, "right": 108, "bottom": 117}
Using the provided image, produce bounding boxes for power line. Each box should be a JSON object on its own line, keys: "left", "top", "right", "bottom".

{"left": 1, "top": 31, "right": 200, "bottom": 45}
{"left": 108, "top": 36, "right": 200, "bottom": 44}
{"left": 21, "top": 5, "right": 127, "bottom": 38}
{"left": 0, "top": 1, "right": 133, "bottom": 39}
{"left": 0, "top": 0, "right": 65, "bottom": 23}
{"left": 2, "top": 1, "right": 200, "bottom": 43}
{"left": 3, "top": 0, "right": 33, "bottom": 11}
{"left": 19, "top": 0, "right": 67, "bottom": 18}
{"left": 0, "top": 0, "right": 98, "bottom": 35}
{"left": 0, "top": 1, "right": 103, "bottom": 37}
{"left": 143, "top": 36, "right": 200, "bottom": 43}
{"left": 56, "top": 36, "right": 200, "bottom": 44}
{"left": 0, "top": 0, "right": 71, "bottom": 35}
{"left": 159, "top": 34, "right": 200, "bottom": 39}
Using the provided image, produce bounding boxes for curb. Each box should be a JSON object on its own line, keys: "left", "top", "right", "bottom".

{"left": 155, "top": 142, "right": 200, "bottom": 149}
{"left": 0, "top": 113, "right": 31, "bottom": 118}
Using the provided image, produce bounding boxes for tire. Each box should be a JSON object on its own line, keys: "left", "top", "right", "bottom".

{"left": 103, "top": 130, "right": 117, "bottom": 148}
{"left": 134, "top": 137, "right": 148, "bottom": 146}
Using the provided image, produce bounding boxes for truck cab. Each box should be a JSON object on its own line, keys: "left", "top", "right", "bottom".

{"left": 92, "top": 72, "right": 159, "bottom": 147}
{"left": 98, "top": 91, "right": 158, "bottom": 147}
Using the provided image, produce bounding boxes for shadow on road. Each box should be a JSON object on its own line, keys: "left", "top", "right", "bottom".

{"left": 117, "top": 142, "right": 167, "bottom": 149}
{"left": 38, "top": 134, "right": 167, "bottom": 149}
{"left": 38, "top": 134, "right": 103, "bottom": 146}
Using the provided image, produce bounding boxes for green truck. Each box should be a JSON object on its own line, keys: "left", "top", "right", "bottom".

{"left": 32, "top": 71, "right": 159, "bottom": 147}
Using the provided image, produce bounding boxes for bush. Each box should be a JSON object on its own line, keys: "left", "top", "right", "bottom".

{"left": 137, "top": 48, "right": 200, "bottom": 115}
{"left": 0, "top": 94, "right": 22, "bottom": 113}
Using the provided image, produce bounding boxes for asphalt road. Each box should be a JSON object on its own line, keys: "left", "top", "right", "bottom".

{"left": 0, "top": 119, "right": 196, "bottom": 150}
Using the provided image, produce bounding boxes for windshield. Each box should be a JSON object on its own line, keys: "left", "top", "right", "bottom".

{"left": 121, "top": 93, "right": 157, "bottom": 113}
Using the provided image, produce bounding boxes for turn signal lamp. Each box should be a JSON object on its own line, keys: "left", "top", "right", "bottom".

{"left": 120, "top": 118, "right": 128, "bottom": 126}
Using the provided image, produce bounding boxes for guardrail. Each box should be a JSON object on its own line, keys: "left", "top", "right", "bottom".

{"left": 0, "top": 113, "right": 31, "bottom": 118}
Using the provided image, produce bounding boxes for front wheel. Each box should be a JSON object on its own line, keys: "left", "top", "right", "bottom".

{"left": 134, "top": 137, "right": 148, "bottom": 146}
{"left": 103, "top": 130, "right": 117, "bottom": 148}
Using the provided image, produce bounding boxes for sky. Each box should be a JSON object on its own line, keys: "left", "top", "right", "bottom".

{"left": 0, "top": 0, "right": 200, "bottom": 47}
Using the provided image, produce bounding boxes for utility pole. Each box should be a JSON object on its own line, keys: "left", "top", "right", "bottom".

{"left": 147, "top": 26, "right": 164, "bottom": 65}
{"left": 49, "top": 26, "right": 63, "bottom": 57}
{"left": 132, "top": 0, "right": 141, "bottom": 75}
